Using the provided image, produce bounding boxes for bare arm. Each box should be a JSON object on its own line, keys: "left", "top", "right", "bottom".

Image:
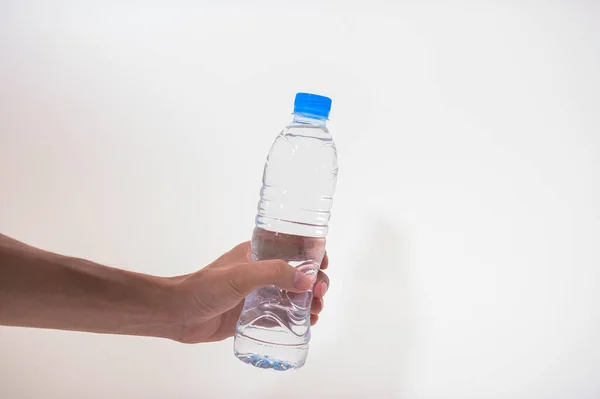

{"left": 0, "top": 233, "right": 326, "bottom": 343}
{"left": 0, "top": 233, "right": 182, "bottom": 339}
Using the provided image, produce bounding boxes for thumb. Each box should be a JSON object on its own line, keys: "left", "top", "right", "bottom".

{"left": 231, "top": 259, "right": 315, "bottom": 297}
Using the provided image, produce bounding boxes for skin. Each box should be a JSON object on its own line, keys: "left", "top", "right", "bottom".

{"left": 0, "top": 234, "right": 330, "bottom": 343}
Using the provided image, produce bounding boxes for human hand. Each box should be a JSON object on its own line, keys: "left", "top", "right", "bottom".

{"left": 172, "top": 242, "right": 330, "bottom": 343}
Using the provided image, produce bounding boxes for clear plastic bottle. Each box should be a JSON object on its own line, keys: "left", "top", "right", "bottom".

{"left": 233, "top": 93, "right": 338, "bottom": 370}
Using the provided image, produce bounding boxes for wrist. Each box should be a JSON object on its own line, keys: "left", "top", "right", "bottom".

{"left": 136, "top": 275, "right": 186, "bottom": 341}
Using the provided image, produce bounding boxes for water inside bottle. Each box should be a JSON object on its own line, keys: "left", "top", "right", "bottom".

{"left": 234, "top": 227, "right": 325, "bottom": 370}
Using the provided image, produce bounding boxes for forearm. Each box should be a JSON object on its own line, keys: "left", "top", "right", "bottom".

{"left": 0, "top": 234, "right": 183, "bottom": 340}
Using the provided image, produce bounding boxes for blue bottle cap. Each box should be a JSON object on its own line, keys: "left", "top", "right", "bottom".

{"left": 293, "top": 93, "right": 332, "bottom": 119}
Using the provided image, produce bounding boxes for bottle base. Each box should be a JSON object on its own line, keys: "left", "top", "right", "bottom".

{"left": 233, "top": 333, "right": 309, "bottom": 371}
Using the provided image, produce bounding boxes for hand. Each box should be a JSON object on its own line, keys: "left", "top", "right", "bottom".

{"left": 173, "top": 241, "right": 330, "bottom": 343}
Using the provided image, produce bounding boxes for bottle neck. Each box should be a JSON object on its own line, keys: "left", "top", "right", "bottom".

{"left": 292, "top": 113, "right": 328, "bottom": 127}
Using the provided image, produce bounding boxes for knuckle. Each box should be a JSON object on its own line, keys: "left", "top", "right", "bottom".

{"left": 274, "top": 260, "right": 288, "bottom": 274}
{"left": 266, "top": 260, "right": 289, "bottom": 285}
{"left": 279, "top": 260, "right": 293, "bottom": 279}
{"left": 227, "top": 264, "right": 247, "bottom": 297}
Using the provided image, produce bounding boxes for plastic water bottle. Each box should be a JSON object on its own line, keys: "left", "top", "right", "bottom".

{"left": 233, "top": 93, "right": 338, "bottom": 370}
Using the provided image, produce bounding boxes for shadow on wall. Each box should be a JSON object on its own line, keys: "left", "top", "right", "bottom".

{"left": 265, "top": 216, "right": 416, "bottom": 398}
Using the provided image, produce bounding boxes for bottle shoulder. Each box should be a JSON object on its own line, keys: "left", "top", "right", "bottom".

{"left": 281, "top": 123, "right": 335, "bottom": 143}
{"left": 270, "top": 126, "right": 336, "bottom": 157}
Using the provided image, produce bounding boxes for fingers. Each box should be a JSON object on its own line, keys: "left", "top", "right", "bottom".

{"left": 311, "top": 297, "right": 323, "bottom": 315}
{"left": 310, "top": 268, "right": 329, "bottom": 320}
{"left": 310, "top": 314, "right": 319, "bottom": 326}
{"left": 321, "top": 252, "right": 329, "bottom": 270}
{"left": 230, "top": 241, "right": 251, "bottom": 253}
{"left": 226, "top": 241, "right": 251, "bottom": 260}
{"left": 230, "top": 259, "right": 315, "bottom": 298}
{"left": 313, "top": 270, "right": 329, "bottom": 299}
{"left": 216, "top": 241, "right": 251, "bottom": 264}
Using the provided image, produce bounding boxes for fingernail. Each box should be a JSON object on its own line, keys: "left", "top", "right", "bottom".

{"left": 293, "top": 272, "right": 314, "bottom": 291}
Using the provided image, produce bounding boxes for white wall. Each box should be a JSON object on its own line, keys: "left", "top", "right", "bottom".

{"left": 1, "top": 1, "right": 599, "bottom": 398}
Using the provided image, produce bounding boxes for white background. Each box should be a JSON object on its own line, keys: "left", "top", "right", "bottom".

{"left": 1, "top": 1, "right": 599, "bottom": 398}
